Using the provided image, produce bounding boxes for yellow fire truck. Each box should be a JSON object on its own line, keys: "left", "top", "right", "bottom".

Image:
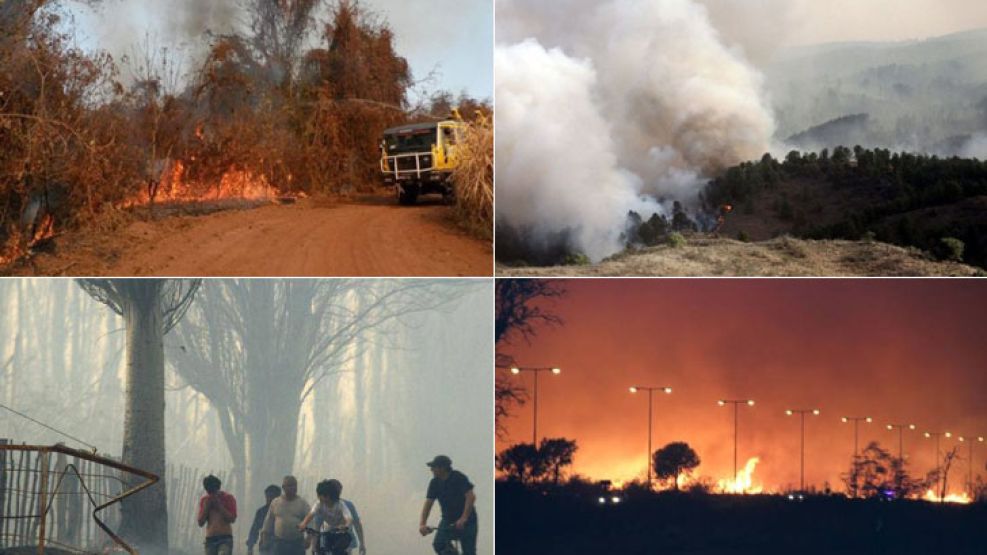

{"left": 380, "top": 116, "right": 467, "bottom": 205}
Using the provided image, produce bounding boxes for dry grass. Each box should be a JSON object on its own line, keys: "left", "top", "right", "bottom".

{"left": 497, "top": 236, "right": 986, "bottom": 277}
{"left": 451, "top": 117, "right": 493, "bottom": 239}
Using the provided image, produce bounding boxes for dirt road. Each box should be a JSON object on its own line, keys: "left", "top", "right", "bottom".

{"left": 11, "top": 195, "right": 491, "bottom": 276}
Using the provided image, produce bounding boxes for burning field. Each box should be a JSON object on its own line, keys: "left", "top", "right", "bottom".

{"left": 495, "top": 278, "right": 987, "bottom": 552}
{"left": 0, "top": 0, "right": 492, "bottom": 272}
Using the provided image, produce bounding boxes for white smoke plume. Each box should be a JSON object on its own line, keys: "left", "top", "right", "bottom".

{"left": 496, "top": 0, "right": 776, "bottom": 261}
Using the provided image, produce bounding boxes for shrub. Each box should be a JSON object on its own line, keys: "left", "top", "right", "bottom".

{"left": 563, "top": 252, "right": 590, "bottom": 266}
{"left": 451, "top": 115, "right": 493, "bottom": 239}
{"left": 666, "top": 232, "right": 686, "bottom": 248}
{"left": 936, "top": 237, "right": 965, "bottom": 262}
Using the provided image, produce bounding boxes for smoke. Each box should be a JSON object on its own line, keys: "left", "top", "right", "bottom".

{"left": 496, "top": 0, "right": 775, "bottom": 261}
{"left": 960, "top": 133, "right": 987, "bottom": 159}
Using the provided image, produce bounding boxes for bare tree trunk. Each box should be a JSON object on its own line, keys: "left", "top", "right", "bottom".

{"left": 118, "top": 286, "right": 169, "bottom": 552}
{"left": 247, "top": 391, "right": 302, "bottom": 500}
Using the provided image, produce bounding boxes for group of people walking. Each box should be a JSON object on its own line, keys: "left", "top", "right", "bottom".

{"left": 195, "top": 455, "right": 477, "bottom": 555}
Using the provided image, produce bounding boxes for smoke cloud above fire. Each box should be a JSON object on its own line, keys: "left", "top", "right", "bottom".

{"left": 496, "top": 0, "right": 776, "bottom": 261}
{"left": 66, "top": 0, "right": 492, "bottom": 98}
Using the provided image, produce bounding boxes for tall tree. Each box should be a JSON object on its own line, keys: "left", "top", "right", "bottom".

{"left": 76, "top": 279, "right": 200, "bottom": 553}
{"left": 167, "top": 279, "right": 468, "bottom": 504}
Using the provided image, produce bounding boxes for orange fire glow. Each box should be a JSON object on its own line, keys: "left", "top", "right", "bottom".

{"left": 717, "top": 457, "right": 764, "bottom": 494}
{"left": 0, "top": 213, "right": 56, "bottom": 266}
{"left": 922, "top": 489, "right": 971, "bottom": 504}
{"left": 121, "top": 160, "right": 279, "bottom": 208}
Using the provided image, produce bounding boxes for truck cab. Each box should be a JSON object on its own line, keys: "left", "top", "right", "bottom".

{"left": 380, "top": 119, "right": 466, "bottom": 205}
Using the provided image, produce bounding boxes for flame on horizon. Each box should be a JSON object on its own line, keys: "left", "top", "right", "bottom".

{"left": 717, "top": 457, "right": 764, "bottom": 494}
{"left": 922, "top": 489, "right": 972, "bottom": 504}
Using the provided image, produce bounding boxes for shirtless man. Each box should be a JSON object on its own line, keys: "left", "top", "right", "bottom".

{"left": 197, "top": 475, "right": 238, "bottom": 555}
{"left": 262, "top": 475, "right": 311, "bottom": 555}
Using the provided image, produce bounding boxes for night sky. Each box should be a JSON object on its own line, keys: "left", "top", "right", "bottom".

{"left": 497, "top": 279, "right": 987, "bottom": 495}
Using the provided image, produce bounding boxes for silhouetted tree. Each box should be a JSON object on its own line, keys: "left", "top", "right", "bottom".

{"left": 496, "top": 443, "right": 542, "bottom": 485}
{"left": 538, "top": 438, "right": 578, "bottom": 485}
{"left": 494, "top": 280, "right": 565, "bottom": 435}
{"left": 842, "top": 441, "right": 926, "bottom": 500}
{"left": 652, "top": 442, "right": 700, "bottom": 491}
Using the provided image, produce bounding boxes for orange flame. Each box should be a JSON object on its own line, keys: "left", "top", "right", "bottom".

{"left": 0, "top": 213, "right": 56, "bottom": 266}
{"left": 717, "top": 457, "right": 764, "bottom": 494}
{"left": 922, "top": 489, "right": 971, "bottom": 504}
{"left": 121, "top": 160, "right": 280, "bottom": 208}
{"left": 33, "top": 213, "right": 55, "bottom": 242}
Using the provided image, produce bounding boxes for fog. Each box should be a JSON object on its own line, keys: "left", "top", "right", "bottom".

{"left": 701, "top": 0, "right": 987, "bottom": 57}
{"left": 0, "top": 278, "right": 492, "bottom": 555}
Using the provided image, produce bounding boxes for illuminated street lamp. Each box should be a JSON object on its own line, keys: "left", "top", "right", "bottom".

{"left": 886, "top": 423, "right": 917, "bottom": 461}
{"left": 718, "top": 399, "right": 755, "bottom": 486}
{"left": 628, "top": 385, "right": 673, "bottom": 488}
{"left": 785, "top": 409, "right": 821, "bottom": 492}
{"left": 924, "top": 430, "right": 952, "bottom": 502}
{"left": 957, "top": 435, "right": 985, "bottom": 495}
{"left": 841, "top": 416, "right": 873, "bottom": 459}
{"left": 509, "top": 366, "right": 561, "bottom": 445}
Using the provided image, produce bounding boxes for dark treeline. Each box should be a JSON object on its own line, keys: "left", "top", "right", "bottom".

{"left": 702, "top": 146, "right": 987, "bottom": 267}
{"left": 0, "top": 0, "right": 489, "bottom": 259}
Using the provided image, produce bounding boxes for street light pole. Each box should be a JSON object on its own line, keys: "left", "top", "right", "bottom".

{"left": 629, "top": 385, "right": 673, "bottom": 488}
{"left": 718, "top": 399, "right": 755, "bottom": 487}
{"left": 842, "top": 416, "right": 872, "bottom": 498}
{"left": 509, "top": 366, "right": 561, "bottom": 446}
{"left": 924, "top": 430, "right": 952, "bottom": 502}
{"left": 841, "top": 416, "right": 873, "bottom": 459}
{"left": 886, "top": 423, "right": 916, "bottom": 461}
{"left": 957, "top": 436, "right": 984, "bottom": 495}
{"left": 786, "top": 409, "right": 820, "bottom": 492}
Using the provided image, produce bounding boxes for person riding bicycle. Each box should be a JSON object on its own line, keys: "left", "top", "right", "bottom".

{"left": 298, "top": 479, "right": 353, "bottom": 555}
{"left": 309, "top": 479, "right": 366, "bottom": 555}
{"left": 418, "top": 455, "right": 477, "bottom": 555}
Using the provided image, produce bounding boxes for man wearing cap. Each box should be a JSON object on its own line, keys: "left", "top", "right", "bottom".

{"left": 419, "top": 455, "right": 477, "bottom": 555}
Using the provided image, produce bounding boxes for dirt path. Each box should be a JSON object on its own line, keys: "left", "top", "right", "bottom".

{"left": 10, "top": 195, "right": 491, "bottom": 276}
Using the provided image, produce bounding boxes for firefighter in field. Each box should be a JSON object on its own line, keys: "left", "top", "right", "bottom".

{"left": 713, "top": 204, "right": 733, "bottom": 236}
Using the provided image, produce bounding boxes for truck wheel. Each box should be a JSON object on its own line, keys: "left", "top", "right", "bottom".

{"left": 398, "top": 185, "right": 419, "bottom": 205}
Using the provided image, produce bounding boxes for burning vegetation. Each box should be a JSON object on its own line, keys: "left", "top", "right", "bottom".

{"left": 0, "top": 0, "right": 490, "bottom": 266}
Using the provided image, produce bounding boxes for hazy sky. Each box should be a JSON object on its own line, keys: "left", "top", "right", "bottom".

{"left": 65, "top": 0, "right": 492, "bottom": 100}
{"left": 497, "top": 280, "right": 987, "bottom": 495}
{"left": 699, "top": 0, "right": 987, "bottom": 62}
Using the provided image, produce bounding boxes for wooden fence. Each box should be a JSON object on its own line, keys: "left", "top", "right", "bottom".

{"left": 0, "top": 440, "right": 231, "bottom": 555}
{"left": 0, "top": 441, "right": 127, "bottom": 552}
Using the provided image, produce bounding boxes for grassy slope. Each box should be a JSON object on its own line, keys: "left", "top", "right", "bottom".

{"left": 496, "top": 235, "right": 983, "bottom": 277}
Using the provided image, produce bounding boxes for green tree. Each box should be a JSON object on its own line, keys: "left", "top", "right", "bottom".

{"left": 652, "top": 442, "right": 701, "bottom": 491}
